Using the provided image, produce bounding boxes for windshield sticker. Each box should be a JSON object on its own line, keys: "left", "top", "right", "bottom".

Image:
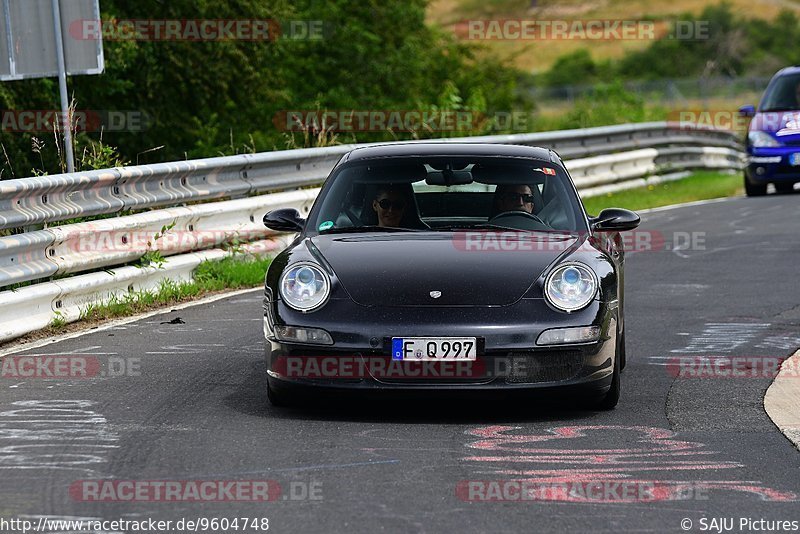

{"left": 534, "top": 167, "right": 556, "bottom": 176}
{"left": 318, "top": 221, "right": 334, "bottom": 231}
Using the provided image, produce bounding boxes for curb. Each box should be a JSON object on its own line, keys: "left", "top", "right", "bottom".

{"left": 765, "top": 349, "right": 800, "bottom": 451}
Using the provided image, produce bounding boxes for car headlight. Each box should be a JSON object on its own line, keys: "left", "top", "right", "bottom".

{"left": 279, "top": 262, "right": 330, "bottom": 312}
{"left": 748, "top": 131, "right": 780, "bottom": 148}
{"left": 544, "top": 262, "right": 598, "bottom": 312}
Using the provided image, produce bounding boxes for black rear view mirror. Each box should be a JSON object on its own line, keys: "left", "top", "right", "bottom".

{"left": 263, "top": 208, "right": 305, "bottom": 232}
{"left": 591, "top": 208, "right": 640, "bottom": 232}
{"left": 425, "top": 170, "right": 473, "bottom": 186}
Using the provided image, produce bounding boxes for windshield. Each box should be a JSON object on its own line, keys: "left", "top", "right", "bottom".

{"left": 306, "top": 156, "right": 587, "bottom": 235}
{"left": 760, "top": 73, "right": 800, "bottom": 112}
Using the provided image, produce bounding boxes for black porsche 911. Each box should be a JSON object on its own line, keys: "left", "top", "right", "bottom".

{"left": 262, "top": 143, "right": 640, "bottom": 409}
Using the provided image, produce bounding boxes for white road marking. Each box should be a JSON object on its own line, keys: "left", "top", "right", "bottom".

{"left": 646, "top": 323, "right": 773, "bottom": 365}
{"left": 756, "top": 335, "right": 800, "bottom": 351}
{"left": 670, "top": 323, "right": 771, "bottom": 354}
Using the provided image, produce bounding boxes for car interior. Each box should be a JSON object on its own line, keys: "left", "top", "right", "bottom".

{"left": 316, "top": 159, "right": 582, "bottom": 232}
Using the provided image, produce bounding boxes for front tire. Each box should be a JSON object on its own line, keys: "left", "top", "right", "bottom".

{"left": 597, "top": 331, "right": 622, "bottom": 410}
{"left": 598, "top": 356, "right": 620, "bottom": 410}
{"left": 744, "top": 174, "right": 767, "bottom": 197}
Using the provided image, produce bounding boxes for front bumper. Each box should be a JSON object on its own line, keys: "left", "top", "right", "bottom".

{"left": 746, "top": 147, "right": 800, "bottom": 183}
{"left": 264, "top": 297, "right": 617, "bottom": 396}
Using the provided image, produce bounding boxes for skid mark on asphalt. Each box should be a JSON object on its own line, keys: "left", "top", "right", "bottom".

{"left": 0, "top": 400, "right": 118, "bottom": 475}
{"left": 459, "top": 425, "right": 796, "bottom": 502}
{"left": 144, "top": 343, "right": 226, "bottom": 355}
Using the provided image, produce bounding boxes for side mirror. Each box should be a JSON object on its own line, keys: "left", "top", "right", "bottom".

{"left": 738, "top": 105, "right": 756, "bottom": 118}
{"left": 263, "top": 208, "right": 305, "bottom": 232}
{"left": 591, "top": 208, "right": 640, "bottom": 232}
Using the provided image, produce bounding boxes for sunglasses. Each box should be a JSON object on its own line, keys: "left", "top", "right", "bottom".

{"left": 377, "top": 198, "right": 406, "bottom": 210}
{"left": 500, "top": 193, "right": 535, "bottom": 204}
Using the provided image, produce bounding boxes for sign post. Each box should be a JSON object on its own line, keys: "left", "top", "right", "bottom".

{"left": 0, "top": 0, "right": 104, "bottom": 173}
{"left": 50, "top": 0, "right": 74, "bottom": 172}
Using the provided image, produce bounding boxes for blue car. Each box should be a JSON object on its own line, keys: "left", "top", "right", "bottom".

{"left": 740, "top": 66, "right": 800, "bottom": 196}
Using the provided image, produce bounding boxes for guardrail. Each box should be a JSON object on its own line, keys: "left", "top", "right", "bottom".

{"left": 570, "top": 146, "right": 744, "bottom": 194}
{"left": 0, "top": 122, "right": 739, "bottom": 230}
{"left": 0, "top": 189, "right": 318, "bottom": 288}
{"left": 0, "top": 122, "right": 744, "bottom": 345}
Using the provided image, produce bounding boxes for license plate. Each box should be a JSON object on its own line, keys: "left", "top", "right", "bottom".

{"left": 790, "top": 153, "right": 800, "bottom": 166}
{"left": 391, "top": 337, "right": 477, "bottom": 361}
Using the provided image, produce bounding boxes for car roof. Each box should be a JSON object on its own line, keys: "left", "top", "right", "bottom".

{"left": 774, "top": 66, "right": 800, "bottom": 78}
{"left": 341, "top": 142, "right": 557, "bottom": 163}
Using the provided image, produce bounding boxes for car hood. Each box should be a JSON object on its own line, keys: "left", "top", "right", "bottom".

{"left": 309, "top": 232, "right": 579, "bottom": 307}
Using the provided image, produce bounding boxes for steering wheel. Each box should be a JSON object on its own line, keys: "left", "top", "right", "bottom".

{"left": 490, "top": 210, "right": 549, "bottom": 227}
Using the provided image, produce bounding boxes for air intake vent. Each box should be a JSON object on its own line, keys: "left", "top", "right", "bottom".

{"left": 505, "top": 351, "right": 584, "bottom": 384}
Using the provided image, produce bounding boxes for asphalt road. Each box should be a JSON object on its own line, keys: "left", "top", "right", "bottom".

{"left": 1, "top": 194, "right": 800, "bottom": 533}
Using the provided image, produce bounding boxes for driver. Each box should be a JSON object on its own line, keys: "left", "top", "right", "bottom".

{"left": 492, "top": 184, "right": 536, "bottom": 216}
{"left": 372, "top": 186, "right": 408, "bottom": 227}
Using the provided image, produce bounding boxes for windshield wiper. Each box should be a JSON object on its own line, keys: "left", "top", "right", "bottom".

{"left": 431, "top": 223, "right": 524, "bottom": 232}
{"left": 320, "top": 225, "right": 423, "bottom": 234}
{"left": 431, "top": 224, "right": 577, "bottom": 236}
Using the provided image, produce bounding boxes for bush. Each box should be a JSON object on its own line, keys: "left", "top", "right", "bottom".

{"left": 543, "top": 3, "right": 800, "bottom": 83}
{"left": 550, "top": 82, "right": 666, "bottom": 130}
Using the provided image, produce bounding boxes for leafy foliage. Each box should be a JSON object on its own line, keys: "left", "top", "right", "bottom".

{"left": 0, "top": 0, "right": 521, "bottom": 177}
{"left": 541, "top": 3, "right": 800, "bottom": 83}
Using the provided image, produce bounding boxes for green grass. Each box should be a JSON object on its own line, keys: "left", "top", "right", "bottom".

{"left": 193, "top": 256, "right": 274, "bottom": 291}
{"left": 50, "top": 311, "right": 68, "bottom": 330}
{"left": 581, "top": 170, "right": 743, "bottom": 215}
{"left": 79, "top": 256, "right": 271, "bottom": 322}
